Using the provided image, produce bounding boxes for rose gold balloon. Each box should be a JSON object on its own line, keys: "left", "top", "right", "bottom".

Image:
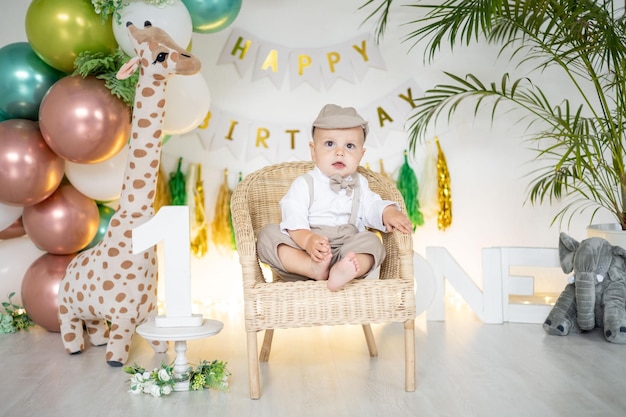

{"left": 22, "top": 182, "right": 99, "bottom": 254}
{"left": 0, "top": 119, "right": 64, "bottom": 206}
{"left": 21, "top": 252, "right": 76, "bottom": 332}
{"left": 0, "top": 217, "right": 25, "bottom": 240}
{"left": 39, "top": 75, "right": 131, "bottom": 163}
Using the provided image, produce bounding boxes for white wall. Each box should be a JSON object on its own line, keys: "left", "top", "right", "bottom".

{"left": 0, "top": 0, "right": 613, "bottom": 308}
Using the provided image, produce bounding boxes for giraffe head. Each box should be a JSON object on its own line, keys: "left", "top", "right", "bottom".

{"left": 117, "top": 20, "right": 201, "bottom": 80}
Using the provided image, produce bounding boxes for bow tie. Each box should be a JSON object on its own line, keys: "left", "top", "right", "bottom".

{"left": 330, "top": 174, "right": 356, "bottom": 196}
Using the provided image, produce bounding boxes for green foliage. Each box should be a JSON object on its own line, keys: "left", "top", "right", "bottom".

{"left": 0, "top": 292, "right": 34, "bottom": 334}
{"left": 73, "top": 49, "right": 138, "bottom": 108}
{"left": 361, "top": 0, "right": 626, "bottom": 229}
{"left": 189, "top": 360, "right": 231, "bottom": 391}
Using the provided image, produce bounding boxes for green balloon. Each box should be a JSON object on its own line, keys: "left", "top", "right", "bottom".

{"left": 25, "top": 0, "right": 118, "bottom": 73}
{"left": 82, "top": 204, "right": 115, "bottom": 251}
{"left": 182, "top": 0, "right": 242, "bottom": 33}
{"left": 0, "top": 43, "right": 64, "bottom": 121}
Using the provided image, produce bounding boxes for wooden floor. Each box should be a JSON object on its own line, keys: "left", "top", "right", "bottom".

{"left": 2, "top": 305, "right": 626, "bottom": 417}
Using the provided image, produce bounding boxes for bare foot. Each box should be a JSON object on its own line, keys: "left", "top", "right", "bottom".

{"left": 327, "top": 252, "right": 360, "bottom": 291}
{"left": 310, "top": 254, "right": 331, "bottom": 280}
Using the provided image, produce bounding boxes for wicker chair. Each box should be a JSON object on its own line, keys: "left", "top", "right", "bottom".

{"left": 230, "top": 161, "right": 416, "bottom": 399}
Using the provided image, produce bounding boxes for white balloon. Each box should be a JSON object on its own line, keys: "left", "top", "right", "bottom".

{"left": 0, "top": 236, "right": 45, "bottom": 306}
{"left": 0, "top": 202, "right": 23, "bottom": 231}
{"left": 64, "top": 146, "right": 128, "bottom": 202}
{"left": 112, "top": 0, "right": 193, "bottom": 57}
{"left": 164, "top": 73, "right": 211, "bottom": 135}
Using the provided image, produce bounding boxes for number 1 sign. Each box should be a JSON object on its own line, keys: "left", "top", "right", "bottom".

{"left": 132, "top": 205, "right": 203, "bottom": 327}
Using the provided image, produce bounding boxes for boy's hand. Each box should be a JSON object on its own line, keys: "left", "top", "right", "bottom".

{"left": 304, "top": 233, "right": 331, "bottom": 262}
{"left": 382, "top": 205, "right": 413, "bottom": 234}
{"left": 289, "top": 229, "right": 331, "bottom": 262}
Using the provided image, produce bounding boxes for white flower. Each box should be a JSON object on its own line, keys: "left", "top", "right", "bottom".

{"left": 129, "top": 383, "right": 143, "bottom": 394}
{"left": 158, "top": 368, "right": 171, "bottom": 382}
{"left": 162, "top": 385, "right": 173, "bottom": 395}
{"left": 148, "top": 384, "right": 162, "bottom": 397}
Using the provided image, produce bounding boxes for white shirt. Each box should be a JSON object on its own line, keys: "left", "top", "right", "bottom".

{"left": 280, "top": 166, "right": 396, "bottom": 234}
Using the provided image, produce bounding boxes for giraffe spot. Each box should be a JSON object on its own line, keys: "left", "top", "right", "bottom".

{"left": 120, "top": 307, "right": 128, "bottom": 314}
{"left": 121, "top": 260, "right": 133, "bottom": 269}
{"left": 133, "top": 149, "right": 148, "bottom": 158}
{"left": 63, "top": 282, "right": 70, "bottom": 291}
{"left": 127, "top": 274, "right": 136, "bottom": 280}
{"left": 114, "top": 273, "right": 122, "bottom": 279}
{"left": 140, "top": 294, "right": 148, "bottom": 305}
{"left": 90, "top": 284, "right": 96, "bottom": 291}
{"left": 157, "top": 98, "right": 166, "bottom": 108}
{"left": 119, "top": 241, "right": 126, "bottom": 248}
{"left": 102, "top": 261, "right": 108, "bottom": 269}
{"left": 103, "top": 281, "right": 114, "bottom": 291}
{"left": 113, "top": 334, "right": 123, "bottom": 340}
{"left": 81, "top": 257, "right": 90, "bottom": 266}
{"left": 133, "top": 179, "right": 146, "bottom": 189}
{"left": 108, "top": 248, "right": 120, "bottom": 257}
{"left": 124, "top": 230, "right": 132, "bottom": 238}
{"left": 89, "top": 305, "right": 96, "bottom": 315}
{"left": 77, "top": 292, "right": 84, "bottom": 301}
{"left": 142, "top": 87, "right": 155, "bottom": 97}
{"left": 59, "top": 305, "right": 68, "bottom": 314}
{"left": 98, "top": 296, "right": 104, "bottom": 305}
{"left": 138, "top": 118, "right": 151, "bottom": 128}
{"left": 150, "top": 111, "right": 159, "bottom": 118}
{"left": 110, "top": 219, "right": 121, "bottom": 227}
{"left": 115, "top": 293, "right": 126, "bottom": 302}
{"left": 110, "top": 308, "right": 116, "bottom": 315}
{"left": 64, "top": 333, "right": 77, "bottom": 343}
{"left": 128, "top": 194, "right": 135, "bottom": 202}
{"left": 150, "top": 159, "right": 159, "bottom": 168}
{"left": 153, "top": 129, "right": 162, "bottom": 138}
{"left": 87, "top": 270, "right": 94, "bottom": 279}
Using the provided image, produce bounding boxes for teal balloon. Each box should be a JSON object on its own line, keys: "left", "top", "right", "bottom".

{"left": 83, "top": 204, "right": 115, "bottom": 250}
{"left": 182, "top": 0, "right": 242, "bottom": 33}
{"left": 0, "top": 43, "right": 64, "bottom": 121}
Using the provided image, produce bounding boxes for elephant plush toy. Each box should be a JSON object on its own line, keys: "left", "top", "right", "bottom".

{"left": 543, "top": 232, "right": 626, "bottom": 343}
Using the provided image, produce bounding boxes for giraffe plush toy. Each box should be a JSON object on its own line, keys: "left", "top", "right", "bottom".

{"left": 57, "top": 21, "right": 201, "bottom": 367}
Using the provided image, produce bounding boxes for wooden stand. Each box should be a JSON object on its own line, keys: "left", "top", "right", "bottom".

{"left": 136, "top": 319, "right": 224, "bottom": 391}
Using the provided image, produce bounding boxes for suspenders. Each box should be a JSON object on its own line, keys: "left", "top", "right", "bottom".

{"left": 303, "top": 172, "right": 360, "bottom": 226}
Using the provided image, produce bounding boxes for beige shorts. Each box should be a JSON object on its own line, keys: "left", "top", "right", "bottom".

{"left": 256, "top": 223, "right": 385, "bottom": 282}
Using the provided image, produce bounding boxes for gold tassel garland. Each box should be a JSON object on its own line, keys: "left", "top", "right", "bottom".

{"left": 435, "top": 136, "right": 452, "bottom": 230}
{"left": 187, "top": 163, "right": 208, "bottom": 258}
{"left": 154, "top": 166, "right": 171, "bottom": 213}
{"left": 378, "top": 159, "right": 394, "bottom": 182}
{"left": 211, "top": 169, "right": 235, "bottom": 252}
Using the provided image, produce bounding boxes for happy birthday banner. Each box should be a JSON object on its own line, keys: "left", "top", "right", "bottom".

{"left": 197, "top": 79, "right": 422, "bottom": 163}
{"left": 217, "top": 28, "right": 388, "bottom": 90}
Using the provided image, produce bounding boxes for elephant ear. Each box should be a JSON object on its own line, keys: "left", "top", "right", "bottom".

{"left": 609, "top": 245, "right": 626, "bottom": 282}
{"left": 559, "top": 232, "right": 579, "bottom": 274}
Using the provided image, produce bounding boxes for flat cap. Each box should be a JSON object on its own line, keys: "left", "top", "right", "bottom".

{"left": 312, "top": 104, "right": 369, "bottom": 138}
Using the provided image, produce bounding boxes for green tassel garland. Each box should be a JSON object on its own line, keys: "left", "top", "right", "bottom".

{"left": 396, "top": 151, "right": 424, "bottom": 229}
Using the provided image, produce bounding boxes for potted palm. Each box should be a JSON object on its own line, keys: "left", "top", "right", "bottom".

{"left": 361, "top": 0, "right": 626, "bottom": 241}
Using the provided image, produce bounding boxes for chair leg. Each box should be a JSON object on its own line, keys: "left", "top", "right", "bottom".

{"left": 247, "top": 331, "right": 261, "bottom": 399}
{"left": 404, "top": 319, "right": 416, "bottom": 392}
{"left": 362, "top": 324, "right": 378, "bottom": 357}
{"left": 259, "top": 329, "right": 274, "bottom": 362}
